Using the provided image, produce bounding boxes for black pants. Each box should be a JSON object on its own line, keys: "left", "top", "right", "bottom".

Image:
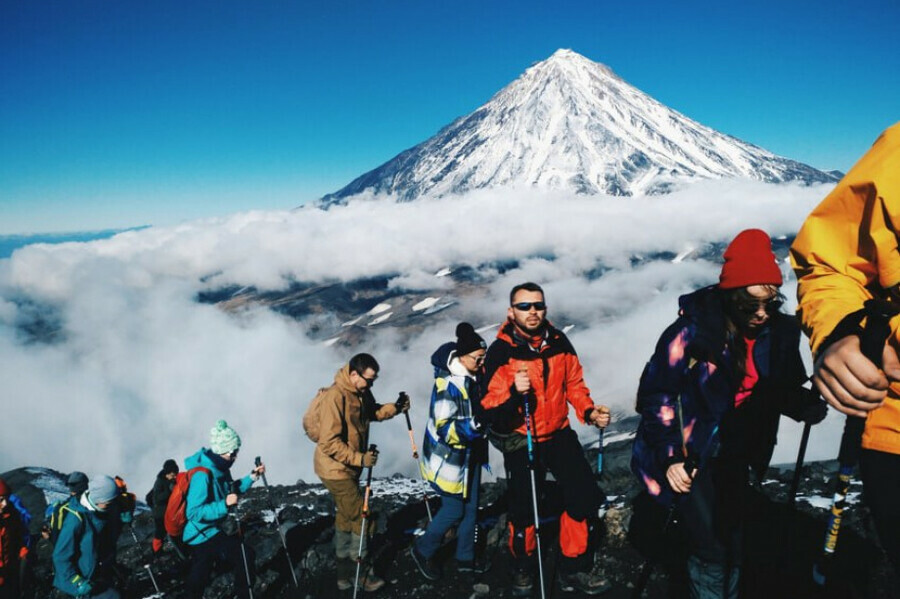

{"left": 860, "top": 448, "right": 900, "bottom": 575}
{"left": 504, "top": 427, "right": 600, "bottom": 573}
{"left": 185, "top": 533, "right": 256, "bottom": 599}
{"left": 0, "top": 564, "right": 19, "bottom": 599}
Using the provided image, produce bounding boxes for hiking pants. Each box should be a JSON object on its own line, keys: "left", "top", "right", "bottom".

{"left": 185, "top": 533, "right": 255, "bottom": 599}
{"left": 860, "top": 448, "right": 900, "bottom": 574}
{"left": 416, "top": 465, "right": 482, "bottom": 562}
{"left": 679, "top": 455, "right": 746, "bottom": 598}
{"left": 504, "top": 427, "right": 599, "bottom": 573}
{"left": 322, "top": 477, "right": 365, "bottom": 534}
{"left": 686, "top": 555, "right": 739, "bottom": 599}
{"left": 0, "top": 565, "right": 19, "bottom": 599}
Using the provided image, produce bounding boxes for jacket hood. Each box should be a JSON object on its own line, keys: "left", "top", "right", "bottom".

{"left": 430, "top": 342, "right": 456, "bottom": 373}
{"left": 334, "top": 364, "right": 361, "bottom": 396}
{"left": 185, "top": 448, "right": 224, "bottom": 477}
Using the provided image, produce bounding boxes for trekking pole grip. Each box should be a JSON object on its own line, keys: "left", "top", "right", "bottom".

{"left": 254, "top": 455, "right": 268, "bottom": 487}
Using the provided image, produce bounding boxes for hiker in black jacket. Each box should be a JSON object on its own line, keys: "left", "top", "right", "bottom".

{"left": 150, "top": 460, "right": 179, "bottom": 555}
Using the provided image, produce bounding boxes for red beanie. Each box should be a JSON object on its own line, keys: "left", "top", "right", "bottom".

{"left": 719, "top": 229, "right": 783, "bottom": 289}
{"left": 0, "top": 478, "right": 9, "bottom": 497}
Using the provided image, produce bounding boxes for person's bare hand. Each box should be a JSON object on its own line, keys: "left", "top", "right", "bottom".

{"left": 666, "top": 463, "right": 696, "bottom": 494}
{"left": 813, "top": 336, "right": 898, "bottom": 417}
{"left": 514, "top": 366, "right": 531, "bottom": 394}
{"left": 589, "top": 405, "right": 611, "bottom": 428}
{"left": 225, "top": 493, "right": 238, "bottom": 507}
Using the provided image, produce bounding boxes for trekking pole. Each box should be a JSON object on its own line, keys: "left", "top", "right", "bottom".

{"left": 254, "top": 456, "right": 300, "bottom": 588}
{"left": 788, "top": 421, "right": 812, "bottom": 507}
{"left": 813, "top": 299, "right": 900, "bottom": 586}
{"left": 144, "top": 563, "right": 163, "bottom": 596}
{"left": 401, "top": 393, "right": 433, "bottom": 522}
{"left": 232, "top": 481, "right": 255, "bottom": 599}
{"left": 520, "top": 365, "right": 546, "bottom": 599}
{"left": 354, "top": 444, "right": 377, "bottom": 599}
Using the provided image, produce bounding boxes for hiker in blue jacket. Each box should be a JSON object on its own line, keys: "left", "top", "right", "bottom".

{"left": 183, "top": 419, "right": 265, "bottom": 599}
{"left": 51, "top": 475, "right": 121, "bottom": 599}
{"left": 411, "top": 322, "right": 490, "bottom": 580}
{"left": 631, "top": 229, "right": 827, "bottom": 598}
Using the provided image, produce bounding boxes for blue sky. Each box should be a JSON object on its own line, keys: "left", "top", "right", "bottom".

{"left": 2, "top": 0, "right": 898, "bottom": 235}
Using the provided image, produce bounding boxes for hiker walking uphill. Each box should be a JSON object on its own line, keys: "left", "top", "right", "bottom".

{"left": 479, "top": 282, "right": 612, "bottom": 597}
{"left": 149, "top": 459, "right": 178, "bottom": 555}
{"left": 632, "top": 229, "right": 827, "bottom": 598}
{"left": 182, "top": 420, "right": 265, "bottom": 599}
{"left": 52, "top": 475, "right": 122, "bottom": 599}
{"left": 411, "top": 322, "right": 490, "bottom": 581}
{"left": 790, "top": 122, "right": 900, "bottom": 578}
{"left": 0, "top": 479, "right": 29, "bottom": 599}
{"left": 310, "top": 353, "right": 409, "bottom": 592}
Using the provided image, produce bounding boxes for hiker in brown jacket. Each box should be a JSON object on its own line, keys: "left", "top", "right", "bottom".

{"left": 313, "top": 353, "right": 410, "bottom": 591}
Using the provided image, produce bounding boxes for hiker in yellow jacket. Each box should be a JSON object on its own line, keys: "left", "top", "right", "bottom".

{"left": 790, "top": 121, "right": 900, "bottom": 575}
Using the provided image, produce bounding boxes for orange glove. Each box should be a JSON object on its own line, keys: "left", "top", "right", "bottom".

{"left": 18, "top": 546, "right": 28, "bottom": 559}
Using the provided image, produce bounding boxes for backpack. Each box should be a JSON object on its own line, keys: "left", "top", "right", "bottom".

{"left": 145, "top": 489, "right": 154, "bottom": 507}
{"left": 302, "top": 387, "right": 332, "bottom": 443}
{"left": 163, "top": 466, "right": 211, "bottom": 539}
{"left": 43, "top": 497, "right": 82, "bottom": 545}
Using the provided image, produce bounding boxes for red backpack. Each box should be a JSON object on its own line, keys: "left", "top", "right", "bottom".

{"left": 164, "top": 466, "right": 211, "bottom": 538}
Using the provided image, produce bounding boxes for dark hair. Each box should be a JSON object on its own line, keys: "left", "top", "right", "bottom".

{"left": 349, "top": 353, "right": 379, "bottom": 375}
{"left": 720, "top": 285, "right": 785, "bottom": 375}
{"left": 509, "top": 282, "right": 544, "bottom": 305}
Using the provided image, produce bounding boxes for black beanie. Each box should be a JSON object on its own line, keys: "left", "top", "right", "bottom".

{"left": 456, "top": 322, "right": 486, "bottom": 356}
{"left": 163, "top": 459, "right": 179, "bottom": 475}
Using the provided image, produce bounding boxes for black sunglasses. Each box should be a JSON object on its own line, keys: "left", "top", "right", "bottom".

{"left": 512, "top": 301, "right": 547, "bottom": 312}
{"left": 735, "top": 297, "right": 783, "bottom": 316}
{"left": 356, "top": 372, "right": 378, "bottom": 385}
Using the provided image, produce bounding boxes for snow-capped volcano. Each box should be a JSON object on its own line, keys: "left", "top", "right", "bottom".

{"left": 321, "top": 49, "right": 837, "bottom": 204}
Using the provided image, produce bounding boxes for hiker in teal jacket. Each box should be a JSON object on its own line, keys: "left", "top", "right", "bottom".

{"left": 183, "top": 420, "right": 265, "bottom": 599}
{"left": 52, "top": 475, "right": 120, "bottom": 599}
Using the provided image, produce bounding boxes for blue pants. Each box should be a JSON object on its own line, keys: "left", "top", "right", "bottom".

{"left": 416, "top": 467, "right": 481, "bottom": 562}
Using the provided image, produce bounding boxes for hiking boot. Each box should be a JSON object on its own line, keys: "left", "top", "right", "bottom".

{"left": 361, "top": 570, "right": 386, "bottom": 592}
{"left": 458, "top": 556, "right": 491, "bottom": 574}
{"left": 336, "top": 557, "right": 354, "bottom": 590}
{"left": 558, "top": 570, "right": 611, "bottom": 595}
{"left": 410, "top": 546, "right": 441, "bottom": 581}
{"left": 511, "top": 568, "right": 533, "bottom": 597}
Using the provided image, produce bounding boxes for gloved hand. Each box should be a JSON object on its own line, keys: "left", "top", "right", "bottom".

{"left": 362, "top": 448, "right": 379, "bottom": 468}
{"left": 801, "top": 398, "right": 828, "bottom": 424}
{"left": 74, "top": 579, "right": 93, "bottom": 597}
{"left": 395, "top": 392, "right": 410, "bottom": 413}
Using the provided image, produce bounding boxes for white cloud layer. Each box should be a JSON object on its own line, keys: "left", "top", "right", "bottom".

{"left": 0, "top": 180, "right": 842, "bottom": 492}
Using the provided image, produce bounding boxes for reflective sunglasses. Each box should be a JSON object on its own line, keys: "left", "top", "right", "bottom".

{"left": 735, "top": 297, "right": 783, "bottom": 316}
{"left": 512, "top": 301, "right": 547, "bottom": 312}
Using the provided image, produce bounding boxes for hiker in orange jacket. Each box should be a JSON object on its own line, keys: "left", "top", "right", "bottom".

{"left": 479, "top": 282, "right": 611, "bottom": 596}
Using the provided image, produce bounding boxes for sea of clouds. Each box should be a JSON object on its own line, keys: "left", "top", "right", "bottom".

{"left": 0, "top": 180, "right": 845, "bottom": 493}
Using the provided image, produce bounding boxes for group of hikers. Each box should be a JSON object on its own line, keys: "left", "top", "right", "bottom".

{"left": 0, "top": 122, "right": 897, "bottom": 598}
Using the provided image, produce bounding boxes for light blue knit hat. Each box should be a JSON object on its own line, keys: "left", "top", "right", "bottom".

{"left": 87, "top": 475, "right": 118, "bottom": 506}
{"left": 209, "top": 419, "right": 241, "bottom": 454}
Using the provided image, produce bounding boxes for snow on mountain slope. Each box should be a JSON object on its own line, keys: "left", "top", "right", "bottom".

{"left": 321, "top": 49, "right": 837, "bottom": 204}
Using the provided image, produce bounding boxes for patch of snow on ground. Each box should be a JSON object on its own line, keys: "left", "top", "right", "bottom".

{"left": 323, "top": 337, "right": 340, "bottom": 347}
{"left": 367, "top": 303, "right": 391, "bottom": 316}
{"left": 341, "top": 316, "right": 362, "bottom": 327}
{"left": 368, "top": 312, "right": 393, "bottom": 326}
{"left": 423, "top": 301, "right": 454, "bottom": 315}
{"left": 412, "top": 297, "right": 440, "bottom": 311}
{"left": 672, "top": 247, "right": 695, "bottom": 264}
{"left": 562, "top": 324, "right": 575, "bottom": 334}
{"left": 435, "top": 268, "right": 452, "bottom": 277}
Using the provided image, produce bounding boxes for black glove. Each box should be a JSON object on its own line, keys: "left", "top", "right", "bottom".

{"left": 395, "top": 392, "right": 410, "bottom": 412}
{"left": 800, "top": 398, "right": 828, "bottom": 424}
